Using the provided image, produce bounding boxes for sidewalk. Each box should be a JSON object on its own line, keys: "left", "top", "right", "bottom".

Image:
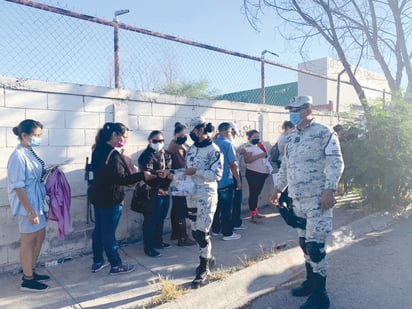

{"left": 0, "top": 195, "right": 388, "bottom": 309}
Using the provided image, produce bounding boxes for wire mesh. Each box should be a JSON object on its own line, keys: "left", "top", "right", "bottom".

{"left": 1, "top": 0, "right": 388, "bottom": 106}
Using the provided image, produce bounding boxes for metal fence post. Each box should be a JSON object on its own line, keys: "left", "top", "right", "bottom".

{"left": 113, "top": 9, "right": 129, "bottom": 89}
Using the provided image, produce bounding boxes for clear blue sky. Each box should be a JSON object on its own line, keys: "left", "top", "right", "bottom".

{"left": 36, "top": 0, "right": 329, "bottom": 66}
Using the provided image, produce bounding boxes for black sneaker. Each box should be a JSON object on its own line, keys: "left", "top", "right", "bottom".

{"left": 91, "top": 261, "right": 110, "bottom": 273}
{"left": 20, "top": 279, "right": 49, "bottom": 292}
{"left": 154, "top": 242, "right": 172, "bottom": 249}
{"left": 33, "top": 272, "right": 50, "bottom": 281}
{"left": 145, "top": 250, "right": 162, "bottom": 257}
{"left": 109, "top": 264, "right": 136, "bottom": 276}
{"left": 22, "top": 272, "right": 50, "bottom": 282}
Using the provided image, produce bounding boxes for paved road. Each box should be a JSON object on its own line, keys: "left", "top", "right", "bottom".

{"left": 243, "top": 215, "right": 412, "bottom": 309}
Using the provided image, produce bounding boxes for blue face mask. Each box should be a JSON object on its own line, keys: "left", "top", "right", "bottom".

{"left": 290, "top": 112, "right": 303, "bottom": 126}
{"left": 29, "top": 137, "right": 42, "bottom": 147}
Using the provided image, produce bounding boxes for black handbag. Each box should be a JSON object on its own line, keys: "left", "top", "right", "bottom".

{"left": 130, "top": 182, "right": 150, "bottom": 213}
{"left": 277, "top": 187, "right": 307, "bottom": 229}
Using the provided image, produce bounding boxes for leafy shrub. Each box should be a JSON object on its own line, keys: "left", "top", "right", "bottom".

{"left": 341, "top": 95, "right": 412, "bottom": 209}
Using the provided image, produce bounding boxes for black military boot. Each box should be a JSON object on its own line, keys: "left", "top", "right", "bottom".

{"left": 191, "top": 256, "right": 211, "bottom": 289}
{"left": 195, "top": 255, "right": 215, "bottom": 274}
{"left": 292, "top": 263, "right": 314, "bottom": 297}
{"left": 299, "top": 273, "right": 330, "bottom": 309}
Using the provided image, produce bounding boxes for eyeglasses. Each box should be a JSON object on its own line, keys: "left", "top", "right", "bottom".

{"left": 152, "top": 139, "right": 164, "bottom": 144}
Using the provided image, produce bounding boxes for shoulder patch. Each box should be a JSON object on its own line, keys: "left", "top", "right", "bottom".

{"left": 324, "top": 133, "right": 342, "bottom": 156}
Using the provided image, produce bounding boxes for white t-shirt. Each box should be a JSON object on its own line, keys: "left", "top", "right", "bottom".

{"left": 245, "top": 144, "right": 270, "bottom": 174}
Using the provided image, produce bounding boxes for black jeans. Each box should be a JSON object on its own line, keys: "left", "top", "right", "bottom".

{"left": 232, "top": 173, "right": 243, "bottom": 228}
{"left": 143, "top": 194, "right": 170, "bottom": 253}
{"left": 170, "top": 196, "right": 188, "bottom": 238}
{"left": 245, "top": 169, "right": 268, "bottom": 212}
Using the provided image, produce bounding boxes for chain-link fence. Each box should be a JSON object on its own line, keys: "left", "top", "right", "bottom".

{"left": 1, "top": 0, "right": 389, "bottom": 108}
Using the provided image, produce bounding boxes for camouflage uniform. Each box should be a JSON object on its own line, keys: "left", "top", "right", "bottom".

{"left": 276, "top": 119, "right": 344, "bottom": 277}
{"left": 185, "top": 142, "right": 223, "bottom": 258}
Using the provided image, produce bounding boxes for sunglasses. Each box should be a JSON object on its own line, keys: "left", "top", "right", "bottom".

{"left": 152, "top": 139, "right": 164, "bottom": 144}
{"left": 289, "top": 107, "right": 306, "bottom": 113}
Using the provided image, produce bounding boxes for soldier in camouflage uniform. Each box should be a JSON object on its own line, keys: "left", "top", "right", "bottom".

{"left": 184, "top": 116, "right": 223, "bottom": 289}
{"left": 270, "top": 96, "right": 344, "bottom": 309}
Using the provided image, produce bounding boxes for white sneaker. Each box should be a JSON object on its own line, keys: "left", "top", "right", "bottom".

{"left": 233, "top": 224, "right": 247, "bottom": 230}
{"left": 222, "top": 232, "right": 241, "bottom": 241}
{"left": 211, "top": 232, "right": 221, "bottom": 237}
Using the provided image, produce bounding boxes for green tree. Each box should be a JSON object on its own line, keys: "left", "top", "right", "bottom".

{"left": 159, "top": 79, "right": 217, "bottom": 99}
{"left": 341, "top": 95, "right": 412, "bottom": 208}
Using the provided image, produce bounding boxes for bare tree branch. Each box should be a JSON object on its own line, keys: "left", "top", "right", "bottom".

{"left": 242, "top": 0, "right": 412, "bottom": 104}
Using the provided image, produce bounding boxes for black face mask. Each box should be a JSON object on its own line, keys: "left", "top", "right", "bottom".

{"left": 189, "top": 132, "right": 199, "bottom": 143}
{"left": 176, "top": 136, "right": 187, "bottom": 145}
{"left": 251, "top": 138, "right": 260, "bottom": 145}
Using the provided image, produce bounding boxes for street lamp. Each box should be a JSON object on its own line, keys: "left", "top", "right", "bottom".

{"left": 114, "top": 9, "right": 130, "bottom": 89}
{"left": 261, "top": 50, "right": 279, "bottom": 105}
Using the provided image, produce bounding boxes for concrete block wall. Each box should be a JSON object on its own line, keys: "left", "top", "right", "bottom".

{"left": 0, "top": 76, "right": 338, "bottom": 272}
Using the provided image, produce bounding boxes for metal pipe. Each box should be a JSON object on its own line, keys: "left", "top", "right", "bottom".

{"left": 113, "top": 9, "right": 129, "bottom": 89}
{"left": 336, "top": 69, "right": 346, "bottom": 114}
{"left": 261, "top": 50, "right": 279, "bottom": 105}
{"left": 261, "top": 52, "right": 265, "bottom": 105}
{"left": 114, "top": 20, "right": 120, "bottom": 88}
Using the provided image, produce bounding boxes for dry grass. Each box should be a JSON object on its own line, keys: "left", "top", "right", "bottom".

{"left": 146, "top": 275, "right": 186, "bottom": 308}
{"left": 144, "top": 243, "right": 292, "bottom": 307}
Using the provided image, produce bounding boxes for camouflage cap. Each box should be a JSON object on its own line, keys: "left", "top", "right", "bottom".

{"left": 187, "top": 116, "right": 206, "bottom": 131}
{"left": 286, "top": 95, "right": 313, "bottom": 109}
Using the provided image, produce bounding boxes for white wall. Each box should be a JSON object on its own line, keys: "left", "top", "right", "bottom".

{"left": 0, "top": 76, "right": 337, "bottom": 272}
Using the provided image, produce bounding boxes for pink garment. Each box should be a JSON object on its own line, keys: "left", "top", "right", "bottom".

{"left": 257, "top": 142, "right": 268, "bottom": 154}
{"left": 45, "top": 168, "right": 72, "bottom": 240}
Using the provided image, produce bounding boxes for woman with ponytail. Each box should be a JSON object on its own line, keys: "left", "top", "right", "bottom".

{"left": 89, "top": 122, "right": 146, "bottom": 275}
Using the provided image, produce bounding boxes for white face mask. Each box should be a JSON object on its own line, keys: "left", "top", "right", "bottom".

{"left": 29, "top": 137, "right": 42, "bottom": 147}
{"left": 150, "top": 142, "right": 164, "bottom": 152}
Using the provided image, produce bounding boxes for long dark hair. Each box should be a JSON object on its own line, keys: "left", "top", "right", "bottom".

{"left": 92, "top": 122, "right": 128, "bottom": 150}
{"left": 148, "top": 130, "right": 163, "bottom": 141}
{"left": 12, "top": 119, "right": 43, "bottom": 140}
{"left": 174, "top": 122, "right": 186, "bottom": 135}
{"left": 246, "top": 129, "right": 259, "bottom": 139}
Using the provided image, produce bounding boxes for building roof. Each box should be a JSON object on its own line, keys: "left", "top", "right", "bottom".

{"left": 215, "top": 82, "right": 297, "bottom": 106}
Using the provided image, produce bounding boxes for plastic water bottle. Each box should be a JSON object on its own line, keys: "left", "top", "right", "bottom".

{"left": 44, "top": 260, "right": 59, "bottom": 268}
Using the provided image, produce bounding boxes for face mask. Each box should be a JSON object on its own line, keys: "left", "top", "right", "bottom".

{"left": 251, "top": 138, "right": 260, "bottom": 145}
{"left": 189, "top": 132, "right": 199, "bottom": 143}
{"left": 290, "top": 112, "right": 303, "bottom": 126}
{"left": 116, "top": 139, "right": 126, "bottom": 148}
{"left": 29, "top": 137, "right": 42, "bottom": 147}
{"left": 176, "top": 136, "right": 187, "bottom": 145}
{"left": 150, "top": 142, "right": 164, "bottom": 152}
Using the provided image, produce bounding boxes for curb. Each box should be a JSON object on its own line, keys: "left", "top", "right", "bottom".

{"left": 157, "top": 208, "right": 410, "bottom": 309}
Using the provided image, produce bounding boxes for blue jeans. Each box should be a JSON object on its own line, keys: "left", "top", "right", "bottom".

{"left": 92, "top": 204, "right": 123, "bottom": 267}
{"left": 232, "top": 174, "right": 243, "bottom": 228}
{"left": 143, "top": 194, "right": 170, "bottom": 252}
{"left": 212, "top": 184, "right": 234, "bottom": 236}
